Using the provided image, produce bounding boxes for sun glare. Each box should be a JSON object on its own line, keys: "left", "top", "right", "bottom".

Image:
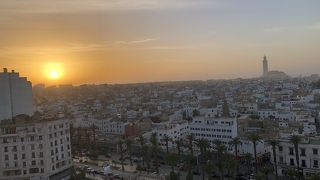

{"left": 49, "top": 70, "right": 60, "bottom": 79}
{"left": 44, "top": 63, "right": 64, "bottom": 80}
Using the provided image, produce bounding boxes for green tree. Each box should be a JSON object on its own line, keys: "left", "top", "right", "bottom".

{"left": 247, "top": 133, "right": 262, "bottom": 173}
{"left": 162, "top": 134, "right": 172, "bottom": 155}
{"left": 137, "top": 135, "right": 146, "bottom": 167}
{"left": 141, "top": 145, "right": 151, "bottom": 171}
{"left": 267, "top": 139, "right": 279, "bottom": 177}
{"left": 213, "top": 140, "right": 226, "bottom": 180}
{"left": 186, "top": 134, "right": 195, "bottom": 157}
{"left": 284, "top": 168, "right": 299, "bottom": 180}
{"left": 260, "top": 165, "right": 273, "bottom": 180}
{"left": 195, "top": 138, "right": 210, "bottom": 180}
{"left": 229, "top": 137, "right": 242, "bottom": 175}
{"left": 204, "top": 160, "right": 214, "bottom": 180}
{"left": 125, "top": 138, "right": 133, "bottom": 166}
{"left": 290, "top": 135, "right": 302, "bottom": 179}
{"left": 150, "top": 132, "right": 160, "bottom": 174}
{"left": 117, "top": 139, "right": 126, "bottom": 171}
{"left": 244, "top": 153, "right": 253, "bottom": 175}
{"left": 166, "top": 153, "right": 179, "bottom": 174}
{"left": 225, "top": 153, "right": 237, "bottom": 178}
{"left": 175, "top": 138, "right": 183, "bottom": 159}
{"left": 192, "top": 109, "right": 200, "bottom": 117}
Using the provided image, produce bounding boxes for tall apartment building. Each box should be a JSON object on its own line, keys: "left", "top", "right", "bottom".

{"left": 0, "top": 118, "right": 72, "bottom": 180}
{"left": 0, "top": 68, "right": 34, "bottom": 121}
{"left": 0, "top": 69, "right": 72, "bottom": 180}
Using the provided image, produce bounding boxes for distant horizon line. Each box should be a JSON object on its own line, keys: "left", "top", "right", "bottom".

{"left": 33, "top": 73, "right": 320, "bottom": 88}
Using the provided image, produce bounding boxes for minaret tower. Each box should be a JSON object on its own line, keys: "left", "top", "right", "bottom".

{"left": 262, "top": 55, "right": 268, "bottom": 77}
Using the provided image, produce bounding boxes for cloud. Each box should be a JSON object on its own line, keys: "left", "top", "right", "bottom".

{"left": 116, "top": 38, "right": 159, "bottom": 44}
{"left": 264, "top": 27, "right": 287, "bottom": 33}
{"left": 306, "top": 23, "right": 320, "bottom": 30}
{"left": 0, "top": 0, "right": 215, "bottom": 14}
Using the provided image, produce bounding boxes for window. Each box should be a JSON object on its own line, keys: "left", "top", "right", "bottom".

{"left": 279, "top": 156, "right": 284, "bottom": 163}
{"left": 302, "top": 160, "right": 306, "bottom": 167}
{"left": 313, "top": 148, "right": 318, "bottom": 155}
{"left": 22, "top": 154, "right": 26, "bottom": 159}
{"left": 314, "top": 160, "right": 319, "bottom": 168}
{"left": 32, "top": 152, "right": 35, "bottom": 158}
{"left": 14, "top": 154, "right": 18, "bottom": 160}
{"left": 5, "top": 155, "right": 9, "bottom": 160}
{"left": 4, "top": 147, "right": 8, "bottom": 152}
{"left": 290, "top": 158, "right": 295, "bottom": 166}
{"left": 31, "top": 160, "right": 36, "bottom": 166}
{"left": 300, "top": 148, "right": 306, "bottom": 156}
{"left": 289, "top": 148, "right": 294, "bottom": 155}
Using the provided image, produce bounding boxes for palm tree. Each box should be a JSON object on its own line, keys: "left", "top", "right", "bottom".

{"left": 186, "top": 154, "right": 194, "bottom": 180}
{"left": 150, "top": 132, "right": 160, "bottom": 174}
{"left": 244, "top": 153, "right": 253, "bottom": 175}
{"left": 174, "top": 138, "right": 183, "bottom": 158}
{"left": 195, "top": 138, "right": 210, "bottom": 180}
{"left": 117, "top": 139, "right": 125, "bottom": 171}
{"left": 204, "top": 160, "right": 214, "bottom": 180}
{"left": 125, "top": 138, "right": 133, "bottom": 166}
{"left": 213, "top": 140, "right": 226, "bottom": 180}
{"left": 267, "top": 139, "right": 279, "bottom": 177}
{"left": 186, "top": 134, "right": 195, "bottom": 157}
{"left": 162, "top": 134, "right": 172, "bottom": 155}
{"left": 290, "top": 135, "right": 302, "bottom": 178}
{"left": 247, "top": 133, "right": 262, "bottom": 173}
{"left": 141, "top": 145, "right": 151, "bottom": 171}
{"left": 91, "top": 124, "right": 96, "bottom": 145}
{"left": 137, "top": 135, "right": 146, "bottom": 167}
{"left": 229, "top": 137, "right": 242, "bottom": 175}
{"left": 166, "top": 153, "right": 179, "bottom": 176}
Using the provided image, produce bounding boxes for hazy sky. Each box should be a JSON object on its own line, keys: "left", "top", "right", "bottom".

{"left": 1, "top": 0, "right": 320, "bottom": 85}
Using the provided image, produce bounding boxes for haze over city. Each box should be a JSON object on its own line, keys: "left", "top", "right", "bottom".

{"left": 1, "top": 0, "right": 320, "bottom": 85}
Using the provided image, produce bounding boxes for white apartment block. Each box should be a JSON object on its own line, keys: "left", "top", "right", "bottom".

{"left": 94, "top": 118, "right": 128, "bottom": 135}
{"left": 275, "top": 136, "right": 320, "bottom": 177}
{"left": 154, "top": 123, "right": 189, "bottom": 149}
{"left": 75, "top": 117, "right": 128, "bottom": 136}
{"left": 0, "top": 68, "right": 34, "bottom": 121}
{"left": 0, "top": 118, "right": 72, "bottom": 180}
{"left": 189, "top": 117, "right": 238, "bottom": 151}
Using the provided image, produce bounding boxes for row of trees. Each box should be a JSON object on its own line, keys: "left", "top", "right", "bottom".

{"left": 116, "top": 132, "right": 312, "bottom": 180}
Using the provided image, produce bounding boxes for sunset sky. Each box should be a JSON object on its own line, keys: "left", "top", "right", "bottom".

{"left": 1, "top": 0, "right": 320, "bottom": 85}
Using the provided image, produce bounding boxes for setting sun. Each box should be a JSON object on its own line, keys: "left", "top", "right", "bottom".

{"left": 49, "top": 70, "right": 60, "bottom": 79}
{"left": 44, "top": 63, "right": 64, "bottom": 81}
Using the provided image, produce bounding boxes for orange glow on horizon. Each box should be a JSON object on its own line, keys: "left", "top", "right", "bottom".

{"left": 43, "top": 62, "right": 64, "bottom": 81}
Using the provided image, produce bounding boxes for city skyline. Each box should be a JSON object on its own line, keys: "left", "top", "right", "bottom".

{"left": 1, "top": 0, "right": 320, "bottom": 85}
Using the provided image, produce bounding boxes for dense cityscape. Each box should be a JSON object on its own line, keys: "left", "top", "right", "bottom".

{"left": 1, "top": 56, "right": 320, "bottom": 180}
{"left": 1, "top": 0, "right": 320, "bottom": 180}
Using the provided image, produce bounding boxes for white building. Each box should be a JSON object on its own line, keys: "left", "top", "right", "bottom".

{"left": 0, "top": 118, "right": 72, "bottom": 180}
{"left": 275, "top": 136, "right": 320, "bottom": 177}
{"left": 154, "top": 123, "right": 189, "bottom": 150}
{"left": 0, "top": 68, "right": 34, "bottom": 121}
{"left": 189, "top": 117, "right": 238, "bottom": 151}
